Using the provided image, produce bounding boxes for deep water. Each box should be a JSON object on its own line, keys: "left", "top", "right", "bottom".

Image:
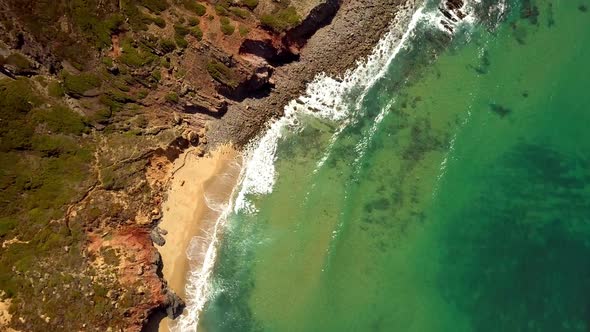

{"left": 197, "top": 1, "right": 590, "bottom": 331}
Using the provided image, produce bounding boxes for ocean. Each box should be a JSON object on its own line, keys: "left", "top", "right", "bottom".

{"left": 173, "top": 1, "right": 590, "bottom": 331}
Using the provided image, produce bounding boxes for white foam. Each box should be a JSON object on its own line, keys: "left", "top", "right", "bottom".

{"left": 235, "top": 2, "right": 432, "bottom": 214}
{"left": 170, "top": 1, "right": 475, "bottom": 330}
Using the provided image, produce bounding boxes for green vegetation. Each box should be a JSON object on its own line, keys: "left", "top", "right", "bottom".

{"left": 190, "top": 26, "right": 204, "bottom": 40}
{"left": 0, "top": 53, "right": 33, "bottom": 70}
{"left": 165, "top": 92, "right": 180, "bottom": 103}
{"left": 188, "top": 17, "right": 200, "bottom": 26}
{"left": 160, "top": 38, "right": 177, "bottom": 53}
{"left": 230, "top": 7, "right": 249, "bottom": 19}
{"left": 215, "top": 4, "right": 229, "bottom": 16}
{"left": 220, "top": 17, "right": 235, "bottom": 35}
{"left": 241, "top": 0, "right": 259, "bottom": 10}
{"left": 183, "top": 0, "right": 207, "bottom": 16}
{"left": 62, "top": 72, "right": 101, "bottom": 97}
{"left": 206, "top": 60, "right": 237, "bottom": 88}
{"left": 260, "top": 6, "right": 301, "bottom": 32}
{"left": 175, "top": 34, "right": 189, "bottom": 48}
{"left": 239, "top": 25, "right": 250, "bottom": 36}
{"left": 48, "top": 81, "right": 65, "bottom": 98}
{"left": 152, "top": 16, "right": 167, "bottom": 28}
{"left": 119, "top": 38, "right": 157, "bottom": 68}
{"left": 174, "top": 24, "right": 190, "bottom": 36}
{"left": 138, "top": 0, "right": 169, "bottom": 13}
{"left": 31, "top": 106, "right": 88, "bottom": 136}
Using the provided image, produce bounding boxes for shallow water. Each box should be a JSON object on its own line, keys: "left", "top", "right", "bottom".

{"left": 190, "top": 1, "right": 590, "bottom": 331}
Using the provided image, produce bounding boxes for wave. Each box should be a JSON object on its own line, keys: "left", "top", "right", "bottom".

{"left": 234, "top": 1, "right": 435, "bottom": 214}
{"left": 170, "top": 0, "right": 500, "bottom": 330}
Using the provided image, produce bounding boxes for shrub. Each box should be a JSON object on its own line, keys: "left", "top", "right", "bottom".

{"left": 119, "top": 39, "right": 157, "bottom": 68}
{"left": 48, "top": 82, "right": 65, "bottom": 98}
{"left": 190, "top": 27, "right": 203, "bottom": 40}
{"left": 215, "top": 4, "right": 229, "bottom": 16}
{"left": 153, "top": 16, "right": 166, "bottom": 28}
{"left": 165, "top": 92, "right": 179, "bottom": 103}
{"left": 62, "top": 72, "right": 101, "bottom": 97}
{"left": 230, "top": 7, "right": 249, "bottom": 19}
{"left": 174, "top": 24, "right": 190, "bottom": 36}
{"left": 188, "top": 17, "right": 200, "bottom": 26}
{"left": 260, "top": 6, "right": 301, "bottom": 32}
{"left": 160, "top": 38, "right": 177, "bottom": 53}
{"left": 0, "top": 217, "right": 18, "bottom": 237}
{"left": 206, "top": 60, "right": 237, "bottom": 88}
{"left": 151, "top": 70, "right": 162, "bottom": 82}
{"left": 174, "top": 34, "right": 189, "bottom": 48}
{"left": 2, "top": 53, "right": 33, "bottom": 70}
{"left": 139, "top": 0, "right": 169, "bottom": 13}
{"left": 31, "top": 106, "right": 88, "bottom": 135}
{"left": 220, "top": 17, "right": 235, "bottom": 35}
{"left": 239, "top": 26, "right": 251, "bottom": 37}
{"left": 221, "top": 23, "right": 235, "bottom": 35}
{"left": 183, "top": 0, "right": 207, "bottom": 16}
{"left": 241, "top": 0, "right": 258, "bottom": 9}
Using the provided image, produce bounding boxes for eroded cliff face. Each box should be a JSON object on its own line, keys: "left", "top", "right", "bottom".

{"left": 0, "top": 0, "right": 368, "bottom": 331}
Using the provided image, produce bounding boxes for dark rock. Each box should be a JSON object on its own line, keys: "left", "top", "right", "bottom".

{"left": 150, "top": 230, "right": 165, "bottom": 246}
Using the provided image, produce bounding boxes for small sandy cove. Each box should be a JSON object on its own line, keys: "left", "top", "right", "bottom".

{"left": 156, "top": 145, "right": 241, "bottom": 331}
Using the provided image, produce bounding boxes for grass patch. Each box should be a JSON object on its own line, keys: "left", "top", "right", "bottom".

{"left": 260, "top": 6, "right": 301, "bottom": 32}
{"left": 160, "top": 38, "right": 177, "bottom": 53}
{"left": 165, "top": 92, "right": 179, "bottom": 103}
{"left": 220, "top": 17, "right": 235, "bottom": 35}
{"left": 190, "top": 27, "right": 204, "bottom": 40}
{"left": 230, "top": 7, "right": 249, "bottom": 19}
{"left": 183, "top": 0, "right": 207, "bottom": 16}
{"left": 62, "top": 72, "right": 101, "bottom": 97}
{"left": 206, "top": 60, "right": 237, "bottom": 88}
{"left": 241, "top": 0, "right": 258, "bottom": 10}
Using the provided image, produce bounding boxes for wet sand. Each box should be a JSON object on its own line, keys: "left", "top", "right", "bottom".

{"left": 156, "top": 145, "right": 241, "bottom": 331}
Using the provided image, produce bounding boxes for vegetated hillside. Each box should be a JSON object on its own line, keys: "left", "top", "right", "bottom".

{"left": 0, "top": 0, "right": 314, "bottom": 330}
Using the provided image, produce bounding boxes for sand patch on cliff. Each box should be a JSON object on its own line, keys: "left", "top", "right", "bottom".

{"left": 156, "top": 145, "right": 241, "bottom": 331}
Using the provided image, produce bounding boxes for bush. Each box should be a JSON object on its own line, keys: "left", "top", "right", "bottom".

{"left": 139, "top": 0, "right": 169, "bottom": 13}
{"left": 215, "top": 4, "right": 229, "bottom": 16}
{"left": 153, "top": 16, "right": 166, "bottom": 28}
{"left": 174, "top": 24, "right": 190, "bottom": 36}
{"left": 221, "top": 23, "right": 235, "bottom": 35}
{"left": 188, "top": 17, "right": 200, "bottom": 26}
{"left": 160, "top": 38, "right": 177, "bottom": 53}
{"left": 2, "top": 53, "right": 33, "bottom": 70}
{"left": 31, "top": 106, "right": 88, "bottom": 135}
{"left": 119, "top": 38, "right": 157, "bottom": 68}
{"left": 62, "top": 72, "right": 101, "bottom": 97}
{"left": 220, "top": 17, "right": 235, "bottom": 35}
{"left": 230, "top": 7, "right": 249, "bottom": 19}
{"left": 190, "top": 27, "right": 203, "bottom": 40}
{"left": 174, "top": 34, "right": 189, "bottom": 48}
{"left": 239, "top": 25, "right": 250, "bottom": 36}
{"left": 206, "top": 60, "right": 237, "bottom": 88}
{"left": 0, "top": 217, "right": 18, "bottom": 237}
{"left": 165, "top": 92, "right": 179, "bottom": 103}
{"left": 48, "top": 82, "right": 65, "bottom": 98}
{"left": 183, "top": 0, "right": 207, "bottom": 16}
{"left": 260, "top": 7, "right": 301, "bottom": 32}
{"left": 241, "top": 0, "right": 258, "bottom": 9}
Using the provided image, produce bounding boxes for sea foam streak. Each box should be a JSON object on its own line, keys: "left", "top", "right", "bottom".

{"left": 235, "top": 1, "right": 429, "bottom": 214}
{"left": 172, "top": 1, "right": 460, "bottom": 331}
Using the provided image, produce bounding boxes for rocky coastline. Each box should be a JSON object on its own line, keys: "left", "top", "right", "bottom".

{"left": 0, "top": 0, "right": 414, "bottom": 331}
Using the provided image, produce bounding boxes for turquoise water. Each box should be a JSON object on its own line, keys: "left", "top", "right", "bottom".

{"left": 197, "top": 1, "right": 590, "bottom": 331}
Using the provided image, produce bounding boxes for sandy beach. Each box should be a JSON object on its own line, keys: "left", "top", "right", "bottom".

{"left": 156, "top": 145, "right": 242, "bottom": 331}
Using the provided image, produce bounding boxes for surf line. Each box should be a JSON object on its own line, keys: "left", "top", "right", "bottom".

{"left": 170, "top": 2, "right": 444, "bottom": 331}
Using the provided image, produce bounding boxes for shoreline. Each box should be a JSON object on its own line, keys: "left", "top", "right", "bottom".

{"left": 157, "top": 0, "right": 417, "bottom": 329}
{"left": 155, "top": 145, "right": 241, "bottom": 331}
